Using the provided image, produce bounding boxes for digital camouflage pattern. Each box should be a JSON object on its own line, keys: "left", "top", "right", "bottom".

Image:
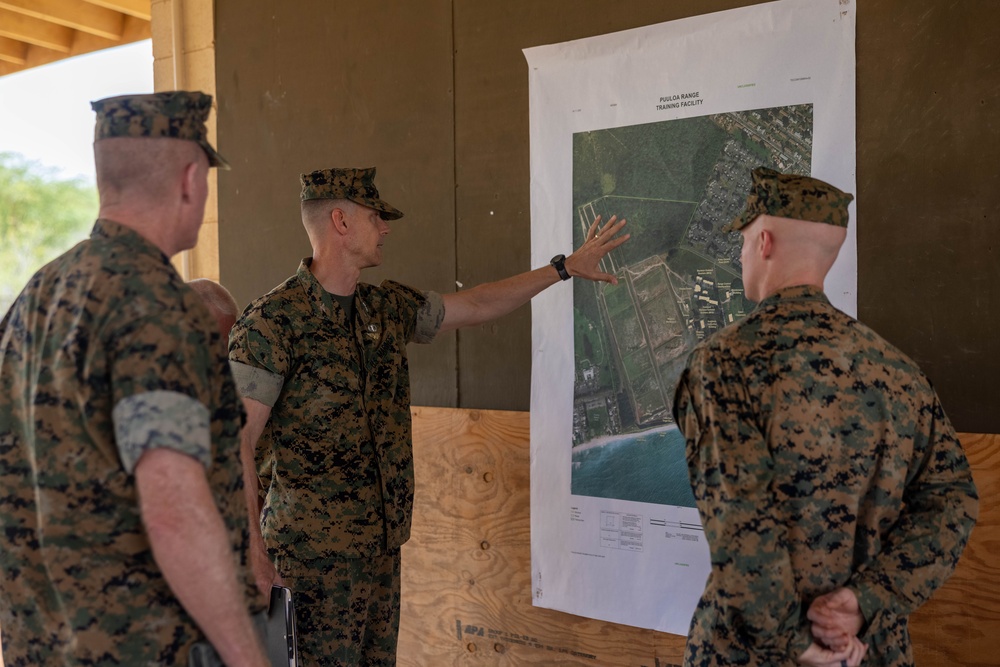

{"left": 723, "top": 167, "right": 854, "bottom": 232}
{"left": 299, "top": 167, "right": 404, "bottom": 220}
{"left": 229, "top": 259, "right": 443, "bottom": 570}
{"left": 229, "top": 258, "right": 443, "bottom": 664}
{"left": 0, "top": 219, "right": 260, "bottom": 665}
{"left": 283, "top": 548, "right": 401, "bottom": 667}
{"left": 91, "top": 90, "right": 229, "bottom": 169}
{"left": 672, "top": 285, "right": 978, "bottom": 667}
{"left": 112, "top": 390, "right": 211, "bottom": 473}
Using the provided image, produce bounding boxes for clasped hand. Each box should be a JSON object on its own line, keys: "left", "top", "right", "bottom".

{"left": 798, "top": 588, "right": 868, "bottom": 667}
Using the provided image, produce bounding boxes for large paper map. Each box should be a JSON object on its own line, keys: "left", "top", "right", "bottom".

{"left": 526, "top": 0, "right": 856, "bottom": 634}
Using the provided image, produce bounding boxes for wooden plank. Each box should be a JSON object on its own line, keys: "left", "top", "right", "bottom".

{"left": 81, "top": 0, "right": 150, "bottom": 21}
{"left": 61, "top": 16, "right": 148, "bottom": 56}
{"left": 0, "top": 19, "right": 148, "bottom": 75}
{"left": 400, "top": 408, "right": 1000, "bottom": 666}
{"left": 0, "top": 8, "right": 73, "bottom": 52}
{"left": 909, "top": 431, "right": 1000, "bottom": 666}
{"left": 0, "top": 60, "right": 24, "bottom": 76}
{"left": 0, "top": 0, "right": 124, "bottom": 40}
{"left": 400, "top": 407, "right": 686, "bottom": 666}
{"left": 0, "top": 35, "right": 27, "bottom": 64}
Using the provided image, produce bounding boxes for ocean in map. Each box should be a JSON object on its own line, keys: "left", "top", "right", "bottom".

{"left": 571, "top": 426, "right": 697, "bottom": 507}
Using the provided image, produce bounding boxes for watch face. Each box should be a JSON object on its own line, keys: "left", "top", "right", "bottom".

{"left": 550, "top": 254, "right": 570, "bottom": 280}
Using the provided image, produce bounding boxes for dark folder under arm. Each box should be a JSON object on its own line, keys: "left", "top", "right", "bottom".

{"left": 262, "top": 585, "right": 298, "bottom": 667}
{"left": 187, "top": 585, "right": 298, "bottom": 667}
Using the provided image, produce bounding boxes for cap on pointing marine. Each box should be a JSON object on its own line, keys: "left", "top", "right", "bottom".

{"left": 299, "top": 167, "right": 404, "bottom": 221}
{"left": 724, "top": 166, "right": 854, "bottom": 232}
{"left": 91, "top": 91, "right": 229, "bottom": 170}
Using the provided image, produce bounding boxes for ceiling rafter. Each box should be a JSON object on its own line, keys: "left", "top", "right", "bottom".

{"left": 0, "top": 8, "right": 74, "bottom": 51}
{"left": 82, "top": 0, "right": 150, "bottom": 21}
{"left": 0, "top": 0, "right": 150, "bottom": 79}
{"left": 0, "top": 35, "right": 28, "bottom": 64}
{"left": 0, "top": 0, "right": 125, "bottom": 41}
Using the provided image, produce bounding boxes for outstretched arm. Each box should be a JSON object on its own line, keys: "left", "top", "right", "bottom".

{"left": 440, "top": 214, "right": 628, "bottom": 332}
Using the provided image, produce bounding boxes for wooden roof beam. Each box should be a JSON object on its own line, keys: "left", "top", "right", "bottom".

{"left": 0, "top": 8, "right": 73, "bottom": 52}
{"left": 0, "top": 35, "right": 28, "bottom": 65}
{"left": 0, "top": 0, "right": 125, "bottom": 41}
{"left": 0, "top": 59, "right": 26, "bottom": 76}
{"left": 81, "top": 0, "right": 150, "bottom": 22}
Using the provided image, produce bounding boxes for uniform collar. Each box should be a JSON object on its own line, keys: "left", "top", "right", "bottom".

{"left": 296, "top": 259, "right": 381, "bottom": 347}
{"left": 756, "top": 284, "right": 830, "bottom": 310}
{"left": 91, "top": 218, "right": 172, "bottom": 265}
{"left": 297, "top": 258, "right": 341, "bottom": 323}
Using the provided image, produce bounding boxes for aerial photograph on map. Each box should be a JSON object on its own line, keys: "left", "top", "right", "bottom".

{"left": 570, "top": 104, "right": 813, "bottom": 506}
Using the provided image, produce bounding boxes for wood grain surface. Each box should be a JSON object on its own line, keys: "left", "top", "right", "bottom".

{"left": 398, "top": 407, "right": 999, "bottom": 666}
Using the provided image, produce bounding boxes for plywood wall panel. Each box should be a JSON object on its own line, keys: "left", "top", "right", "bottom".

{"left": 400, "top": 407, "right": 687, "bottom": 666}
{"left": 909, "top": 432, "right": 1000, "bottom": 666}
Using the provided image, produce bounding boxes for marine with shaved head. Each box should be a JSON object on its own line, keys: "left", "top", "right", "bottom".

{"left": 673, "top": 167, "right": 978, "bottom": 667}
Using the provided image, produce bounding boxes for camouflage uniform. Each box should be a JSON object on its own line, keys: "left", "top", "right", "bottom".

{"left": 0, "top": 219, "right": 259, "bottom": 665}
{"left": 230, "top": 168, "right": 444, "bottom": 666}
{"left": 672, "top": 169, "right": 979, "bottom": 667}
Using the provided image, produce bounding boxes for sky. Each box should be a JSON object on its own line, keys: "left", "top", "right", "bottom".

{"left": 0, "top": 40, "right": 154, "bottom": 184}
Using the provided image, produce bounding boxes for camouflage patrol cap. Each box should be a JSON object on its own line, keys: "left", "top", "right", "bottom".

{"left": 724, "top": 167, "right": 854, "bottom": 232}
{"left": 91, "top": 91, "right": 229, "bottom": 170}
{"left": 299, "top": 167, "right": 403, "bottom": 220}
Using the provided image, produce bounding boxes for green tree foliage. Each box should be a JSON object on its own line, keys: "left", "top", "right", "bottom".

{"left": 0, "top": 152, "right": 97, "bottom": 313}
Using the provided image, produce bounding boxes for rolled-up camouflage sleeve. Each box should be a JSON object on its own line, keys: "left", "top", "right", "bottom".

{"left": 413, "top": 290, "right": 444, "bottom": 344}
{"left": 228, "top": 304, "right": 290, "bottom": 405}
{"left": 108, "top": 314, "right": 217, "bottom": 472}
{"left": 849, "top": 391, "right": 979, "bottom": 635}
{"left": 675, "top": 346, "right": 813, "bottom": 660}
{"left": 229, "top": 361, "right": 283, "bottom": 407}
{"left": 113, "top": 391, "right": 211, "bottom": 472}
{"left": 380, "top": 280, "right": 444, "bottom": 344}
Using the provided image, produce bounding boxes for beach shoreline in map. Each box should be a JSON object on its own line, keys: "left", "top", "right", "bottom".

{"left": 573, "top": 423, "right": 679, "bottom": 453}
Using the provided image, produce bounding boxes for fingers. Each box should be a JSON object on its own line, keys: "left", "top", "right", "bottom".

{"left": 596, "top": 215, "right": 626, "bottom": 241}
{"left": 828, "top": 587, "right": 857, "bottom": 611}
{"left": 824, "top": 635, "right": 851, "bottom": 652}
{"left": 844, "top": 637, "right": 868, "bottom": 667}
{"left": 586, "top": 215, "right": 627, "bottom": 243}
{"left": 566, "top": 214, "right": 629, "bottom": 284}
{"left": 586, "top": 216, "right": 602, "bottom": 241}
{"left": 599, "top": 273, "right": 619, "bottom": 286}
{"left": 603, "top": 230, "right": 630, "bottom": 251}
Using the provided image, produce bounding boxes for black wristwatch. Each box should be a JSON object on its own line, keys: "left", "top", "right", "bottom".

{"left": 550, "top": 254, "right": 571, "bottom": 281}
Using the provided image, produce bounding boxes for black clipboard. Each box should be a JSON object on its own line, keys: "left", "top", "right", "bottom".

{"left": 188, "top": 586, "right": 298, "bottom": 666}
{"left": 262, "top": 585, "right": 298, "bottom": 667}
